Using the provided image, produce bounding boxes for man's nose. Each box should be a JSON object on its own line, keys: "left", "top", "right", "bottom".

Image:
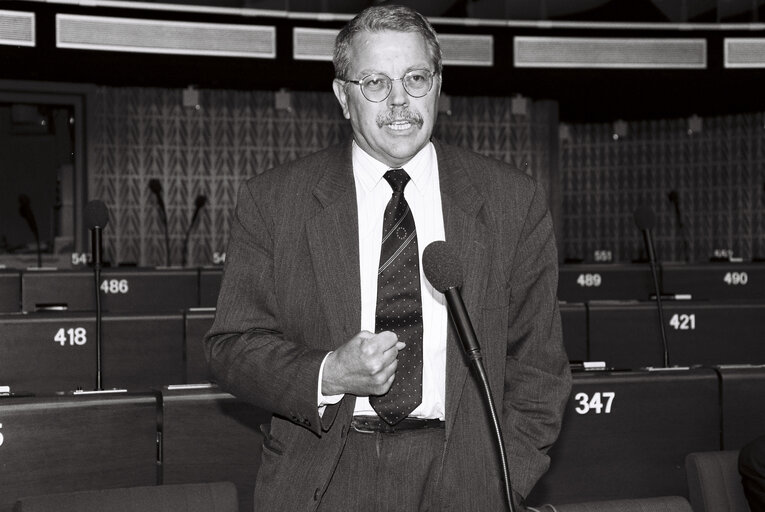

{"left": 387, "top": 78, "right": 409, "bottom": 107}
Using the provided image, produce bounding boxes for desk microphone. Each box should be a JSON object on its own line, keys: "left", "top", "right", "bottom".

{"left": 667, "top": 190, "right": 690, "bottom": 262}
{"left": 182, "top": 194, "right": 207, "bottom": 267}
{"left": 84, "top": 200, "right": 109, "bottom": 390}
{"left": 423, "top": 241, "right": 515, "bottom": 512}
{"left": 634, "top": 206, "right": 670, "bottom": 367}
{"left": 18, "top": 194, "right": 42, "bottom": 268}
{"left": 148, "top": 179, "right": 171, "bottom": 266}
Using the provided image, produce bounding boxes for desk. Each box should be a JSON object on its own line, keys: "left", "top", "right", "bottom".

{"left": 588, "top": 300, "right": 765, "bottom": 369}
{"left": 528, "top": 368, "right": 720, "bottom": 505}
{"left": 21, "top": 268, "right": 198, "bottom": 313}
{"left": 160, "top": 385, "right": 270, "bottom": 512}
{"left": 558, "top": 264, "right": 654, "bottom": 302}
{"left": 0, "top": 392, "right": 158, "bottom": 512}
{"left": 0, "top": 312, "right": 185, "bottom": 394}
{"left": 662, "top": 262, "right": 765, "bottom": 300}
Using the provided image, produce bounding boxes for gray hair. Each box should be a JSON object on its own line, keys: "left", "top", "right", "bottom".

{"left": 333, "top": 4, "right": 443, "bottom": 81}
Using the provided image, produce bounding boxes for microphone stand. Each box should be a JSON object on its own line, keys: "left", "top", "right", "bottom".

{"left": 641, "top": 228, "right": 670, "bottom": 367}
{"left": 444, "top": 289, "right": 516, "bottom": 512}
{"left": 92, "top": 226, "right": 103, "bottom": 390}
{"left": 161, "top": 209, "right": 170, "bottom": 267}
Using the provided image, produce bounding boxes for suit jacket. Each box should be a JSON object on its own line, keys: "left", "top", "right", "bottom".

{"left": 204, "top": 139, "right": 572, "bottom": 511}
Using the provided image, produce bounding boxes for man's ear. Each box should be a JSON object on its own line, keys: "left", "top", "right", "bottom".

{"left": 332, "top": 79, "right": 351, "bottom": 120}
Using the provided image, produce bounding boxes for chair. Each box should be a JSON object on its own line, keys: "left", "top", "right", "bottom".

{"left": 14, "top": 482, "right": 238, "bottom": 512}
{"left": 530, "top": 496, "right": 693, "bottom": 511}
{"left": 685, "top": 451, "right": 750, "bottom": 512}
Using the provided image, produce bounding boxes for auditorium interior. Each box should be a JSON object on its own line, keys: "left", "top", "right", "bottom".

{"left": 1, "top": 0, "right": 764, "bottom": 510}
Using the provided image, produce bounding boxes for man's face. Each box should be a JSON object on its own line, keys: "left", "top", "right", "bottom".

{"left": 333, "top": 30, "right": 441, "bottom": 168}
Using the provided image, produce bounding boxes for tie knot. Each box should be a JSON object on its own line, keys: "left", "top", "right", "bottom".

{"left": 383, "top": 169, "right": 410, "bottom": 194}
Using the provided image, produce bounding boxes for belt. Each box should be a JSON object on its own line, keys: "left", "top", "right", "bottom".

{"left": 351, "top": 415, "right": 445, "bottom": 434}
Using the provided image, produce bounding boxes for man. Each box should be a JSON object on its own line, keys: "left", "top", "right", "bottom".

{"left": 204, "top": 5, "right": 571, "bottom": 511}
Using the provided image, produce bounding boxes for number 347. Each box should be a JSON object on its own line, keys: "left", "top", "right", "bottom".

{"left": 575, "top": 392, "right": 615, "bottom": 414}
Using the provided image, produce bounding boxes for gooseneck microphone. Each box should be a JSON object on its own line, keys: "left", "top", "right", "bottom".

{"left": 667, "top": 190, "right": 690, "bottom": 263}
{"left": 634, "top": 206, "right": 670, "bottom": 367}
{"left": 85, "top": 200, "right": 109, "bottom": 391}
{"left": 182, "top": 194, "right": 207, "bottom": 267}
{"left": 18, "top": 194, "right": 42, "bottom": 268}
{"left": 422, "top": 241, "right": 515, "bottom": 512}
{"left": 148, "top": 179, "right": 171, "bottom": 266}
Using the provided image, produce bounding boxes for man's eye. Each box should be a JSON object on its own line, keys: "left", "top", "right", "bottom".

{"left": 365, "top": 77, "right": 386, "bottom": 89}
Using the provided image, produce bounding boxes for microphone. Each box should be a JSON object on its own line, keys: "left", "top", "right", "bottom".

{"left": 18, "top": 194, "right": 42, "bottom": 268}
{"left": 422, "top": 241, "right": 516, "bottom": 512}
{"left": 182, "top": 194, "right": 207, "bottom": 267}
{"left": 84, "top": 200, "right": 108, "bottom": 269}
{"left": 633, "top": 206, "right": 670, "bottom": 367}
{"left": 667, "top": 190, "right": 690, "bottom": 262}
{"left": 148, "top": 179, "right": 171, "bottom": 267}
{"left": 84, "top": 199, "right": 109, "bottom": 391}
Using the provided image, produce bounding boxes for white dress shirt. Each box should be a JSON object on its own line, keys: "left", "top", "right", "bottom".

{"left": 318, "top": 141, "right": 448, "bottom": 420}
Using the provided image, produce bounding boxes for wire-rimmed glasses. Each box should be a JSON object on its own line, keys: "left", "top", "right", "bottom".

{"left": 343, "top": 69, "right": 437, "bottom": 103}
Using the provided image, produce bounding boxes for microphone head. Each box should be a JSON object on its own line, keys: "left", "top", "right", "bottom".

{"left": 194, "top": 195, "right": 207, "bottom": 209}
{"left": 634, "top": 206, "right": 656, "bottom": 231}
{"left": 84, "top": 200, "right": 109, "bottom": 229}
{"left": 422, "top": 241, "right": 463, "bottom": 293}
{"left": 148, "top": 179, "right": 162, "bottom": 195}
{"left": 668, "top": 190, "right": 679, "bottom": 203}
{"left": 18, "top": 194, "right": 39, "bottom": 236}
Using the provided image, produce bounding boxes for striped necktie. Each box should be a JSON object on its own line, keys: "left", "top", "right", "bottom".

{"left": 369, "top": 168, "right": 424, "bottom": 426}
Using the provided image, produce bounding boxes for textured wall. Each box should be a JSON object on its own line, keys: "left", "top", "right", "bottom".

{"left": 560, "top": 114, "right": 765, "bottom": 263}
{"left": 90, "top": 87, "right": 556, "bottom": 267}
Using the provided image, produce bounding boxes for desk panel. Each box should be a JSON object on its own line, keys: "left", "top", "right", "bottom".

{"left": 0, "top": 312, "right": 185, "bottom": 394}
{"left": 0, "top": 270, "right": 20, "bottom": 312}
{"left": 183, "top": 309, "right": 215, "bottom": 383}
{"left": 102, "top": 313, "right": 185, "bottom": 390}
{"left": 588, "top": 301, "right": 765, "bottom": 369}
{"left": 662, "top": 263, "right": 765, "bottom": 300}
{"left": 558, "top": 264, "right": 654, "bottom": 302}
{"left": 0, "top": 312, "right": 97, "bottom": 394}
{"left": 528, "top": 368, "right": 720, "bottom": 505}
{"left": 560, "top": 302, "right": 587, "bottom": 362}
{"left": 161, "top": 385, "right": 270, "bottom": 512}
{"left": 198, "top": 268, "right": 222, "bottom": 308}
{"left": 0, "top": 393, "right": 158, "bottom": 512}
{"left": 716, "top": 365, "right": 765, "bottom": 450}
{"left": 21, "top": 268, "right": 198, "bottom": 313}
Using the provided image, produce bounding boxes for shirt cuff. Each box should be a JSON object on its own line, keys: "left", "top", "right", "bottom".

{"left": 317, "top": 352, "right": 344, "bottom": 415}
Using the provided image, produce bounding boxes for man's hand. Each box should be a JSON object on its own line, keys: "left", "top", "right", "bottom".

{"left": 321, "top": 330, "right": 405, "bottom": 397}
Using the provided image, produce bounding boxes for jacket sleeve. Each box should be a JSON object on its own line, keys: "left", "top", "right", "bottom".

{"left": 502, "top": 179, "right": 572, "bottom": 498}
{"left": 203, "top": 180, "right": 331, "bottom": 436}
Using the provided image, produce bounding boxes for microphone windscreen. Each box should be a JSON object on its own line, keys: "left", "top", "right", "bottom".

{"left": 422, "top": 241, "right": 463, "bottom": 293}
{"left": 668, "top": 190, "right": 679, "bottom": 203}
{"left": 148, "top": 179, "right": 162, "bottom": 195}
{"left": 84, "top": 200, "right": 109, "bottom": 229}
{"left": 194, "top": 195, "right": 207, "bottom": 209}
{"left": 634, "top": 206, "right": 656, "bottom": 231}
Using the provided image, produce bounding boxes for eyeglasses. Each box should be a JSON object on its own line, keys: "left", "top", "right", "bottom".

{"left": 343, "top": 69, "right": 437, "bottom": 103}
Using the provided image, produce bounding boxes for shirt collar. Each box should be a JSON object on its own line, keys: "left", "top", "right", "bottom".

{"left": 352, "top": 140, "right": 435, "bottom": 196}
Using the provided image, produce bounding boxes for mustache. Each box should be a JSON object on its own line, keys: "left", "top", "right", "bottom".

{"left": 376, "top": 108, "right": 424, "bottom": 128}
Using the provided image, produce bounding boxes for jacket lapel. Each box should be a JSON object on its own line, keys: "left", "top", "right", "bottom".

{"left": 305, "top": 143, "right": 361, "bottom": 349}
{"left": 435, "top": 141, "right": 494, "bottom": 437}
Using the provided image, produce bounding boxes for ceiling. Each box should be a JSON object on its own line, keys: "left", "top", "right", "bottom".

{"left": 121, "top": 0, "right": 764, "bottom": 23}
